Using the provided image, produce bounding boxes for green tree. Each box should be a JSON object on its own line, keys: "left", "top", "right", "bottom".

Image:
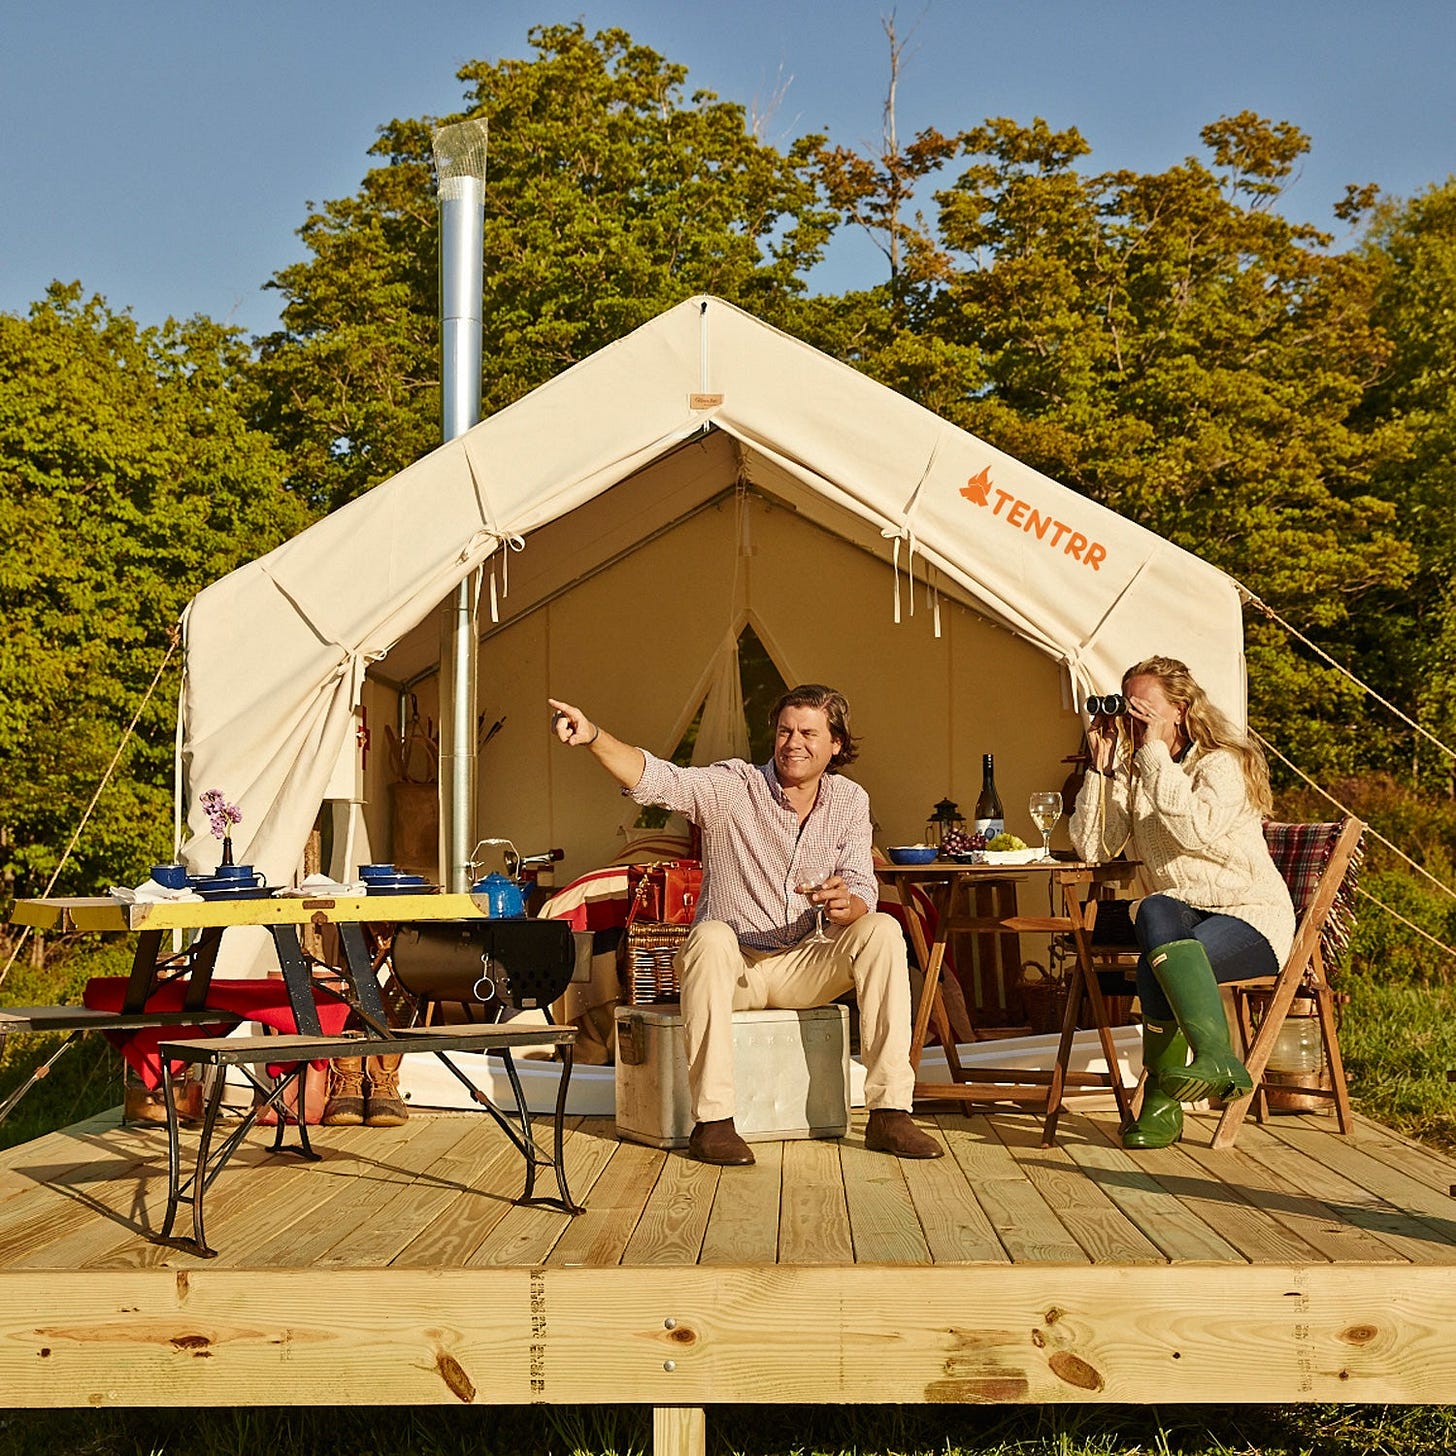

{"left": 829, "top": 111, "right": 1415, "bottom": 778}
{"left": 256, "top": 23, "right": 833, "bottom": 513}
{"left": 1360, "top": 178, "right": 1456, "bottom": 788}
{"left": 0, "top": 284, "right": 311, "bottom": 901}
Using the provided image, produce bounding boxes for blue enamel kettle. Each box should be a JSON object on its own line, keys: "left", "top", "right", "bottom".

{"left": 472, "top": 871, "right": 527, "bottom": 918}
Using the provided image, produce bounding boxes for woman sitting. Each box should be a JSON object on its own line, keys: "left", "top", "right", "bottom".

{"left": 1070, "top": 656, "right": 1294, "bottom": 1150}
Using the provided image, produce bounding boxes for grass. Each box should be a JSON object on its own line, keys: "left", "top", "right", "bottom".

{"left": 4, "top": 1401, "right": 1456, "bottom": 1456}
{"left": 1338, "top": 965, "right": 1456, "bottom": 1150}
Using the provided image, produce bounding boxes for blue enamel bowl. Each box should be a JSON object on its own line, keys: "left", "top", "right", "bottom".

{"left": 887, "top": 846, "right": 939, "bottom": 865}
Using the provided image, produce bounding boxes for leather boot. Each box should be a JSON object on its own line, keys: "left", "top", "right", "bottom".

{"left": 687, "top": 1117, "right": 754, "bottom": 1166}
{"left": 1122, "top": 1020, "right": 1186, "bottom": 1149}
{"left": 864, "top": 1108, "right": 944, "bottom": 1159}
{"left": 322, "top": 1057, "right": 365, "bottom": 1126}
{"left": 1148, "top": 939, "right": 1253, "bottom": 1104}
{"left": 364, "top": 1055, "right": 409, "bottom": 1127}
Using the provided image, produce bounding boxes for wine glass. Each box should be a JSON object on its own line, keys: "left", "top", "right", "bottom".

{"left": 1028, "top": 792, "right": 1063, "bottom": 862}
{"left": 796, "top": 876, "right": 832, "bottom": 944}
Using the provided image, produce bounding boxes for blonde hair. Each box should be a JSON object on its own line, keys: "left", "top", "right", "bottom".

{"left": 1121, "top": 656, "right": 1273, "bottom": 816}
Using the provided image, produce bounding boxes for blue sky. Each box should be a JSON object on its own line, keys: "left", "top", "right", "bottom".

{"left": 3, "top": 0, "right": 1454, "bottom": 338}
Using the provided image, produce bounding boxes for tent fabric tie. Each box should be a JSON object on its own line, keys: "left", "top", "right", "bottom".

{"left": 882, "top": 525, "right": 920, "bottom": 625}
{"left": 454, "top": 528, "right": 525, "bottom": 623}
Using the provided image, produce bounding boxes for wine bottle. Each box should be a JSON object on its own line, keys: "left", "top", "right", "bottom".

{"left": 973, "top": 753, "right": 1004, "bottom": 838}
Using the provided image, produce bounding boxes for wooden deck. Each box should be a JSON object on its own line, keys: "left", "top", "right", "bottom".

{"left": 3, "top": 1103, "right": 1456, "bottom": 1419}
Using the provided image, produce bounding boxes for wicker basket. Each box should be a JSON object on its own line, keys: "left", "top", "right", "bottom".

{"left": 622, "top": 920, "right": 689, "bottom": 1004}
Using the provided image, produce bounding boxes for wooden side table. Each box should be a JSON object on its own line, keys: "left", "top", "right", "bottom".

{"left": 877, "top": 860, "right": 1140, "bottom": 1146}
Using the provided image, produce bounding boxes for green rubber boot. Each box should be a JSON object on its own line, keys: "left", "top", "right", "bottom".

{"left": 1148, "top": 939, "right": 1253, "bottom": 1104}
{"left": 1122, "top": 1020, "right": 1186, "bottom": 1149}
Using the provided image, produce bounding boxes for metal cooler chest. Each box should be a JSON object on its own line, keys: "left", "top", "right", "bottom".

{"left": 613, "top": 1004, "right": 851, "bottom": 1149}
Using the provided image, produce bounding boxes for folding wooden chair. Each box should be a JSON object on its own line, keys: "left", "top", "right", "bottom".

{"left": 1211, "top": 816, "right": 1365, "bottom": 1149}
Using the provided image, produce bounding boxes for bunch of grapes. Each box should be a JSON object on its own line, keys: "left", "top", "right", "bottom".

{"left": 939, "top": 828, "right": 987, "bottom": 857}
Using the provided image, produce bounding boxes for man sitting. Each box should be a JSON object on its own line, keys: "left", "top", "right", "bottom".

{"left": 548, "top": 684, "right": 941, "bottom": 1167}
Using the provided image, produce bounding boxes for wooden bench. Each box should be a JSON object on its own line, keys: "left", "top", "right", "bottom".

{"left": 156, "top": 1022, "right": 582, "bottom": 1257}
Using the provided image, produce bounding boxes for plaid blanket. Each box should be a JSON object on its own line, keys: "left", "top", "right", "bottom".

{"left": 1262, "top": 820, "right": 1364, "bottom": 976}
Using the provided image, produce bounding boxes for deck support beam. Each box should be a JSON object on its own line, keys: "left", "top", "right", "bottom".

{"left": 653, "top": 1406, "right": 705, "bottom": 1456}
{"left": 4, "top": 1264, "right": 1456, "bottom": 1407}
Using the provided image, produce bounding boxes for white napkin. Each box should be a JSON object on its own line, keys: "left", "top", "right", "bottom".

{"left": 272, "top": 874, "right": 367, "bottom": 898}
{"left": 109, "top": 879, "right": 204, "bottom": 904}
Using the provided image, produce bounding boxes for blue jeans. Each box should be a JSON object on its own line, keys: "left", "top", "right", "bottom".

{"left": 1130, "top": 894, "right": 1278, "bottom": 1022}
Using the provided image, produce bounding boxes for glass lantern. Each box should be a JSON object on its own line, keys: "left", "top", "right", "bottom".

{"left": 926, "top": 798, "right": 965, "bottom": 848}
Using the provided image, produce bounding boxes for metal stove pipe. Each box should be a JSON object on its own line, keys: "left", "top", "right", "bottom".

{"left": 431, "top": 119, "right": 488, "bottom": 892}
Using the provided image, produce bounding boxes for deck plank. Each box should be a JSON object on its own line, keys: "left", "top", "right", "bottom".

{"left": 698, "top": 1138, "right": 784, "bottom": 1266}
{"left": 1068, "top": 1117, "right": 1325, "bottom": 1265}
{"left": 1334, "top": 1113, "right": 1456, "bottom": 1196}
{"left": 466, "top": 1121, "right": 620, "bottom": 1267}
{"left": 388, "top": 1120, "right": 542, "bottom": 1269}
{"left": 1166, "top": 1119, "right": 1410, "bottom": 1266}
{"left": 0, "top": 1128, "right": 167, "bottom": 1264}
{"left": 778, "top": 1136, "right": 852, "bottom": 1264}
{"left": 620, "top": 1153, "right": 720, "bottom": 1266}
{"left": 238, "top": 1114, "right": 479, "bottom": 1269}
{"left": 315, "top": 1115, "right": 512, "bottom": 1268}
{"left": 839, "top": 1114, "right": 931, "bottom": 1265}
{"left": 77, "top": 1124, "right": 385, "bottom": 1270}
{"left": 0, "top": 1110, "right": 131, "bottom": 1208}
{"left": 176, "top": 1126, "right": 391, "bottom": 1269}
{"left": 1229, "top": 1119, "right": 1456, "bottom": 1265}
{"left": 937, "top": 1113, "right": 1087, "bottom": 1264}
{"left": 1252, "top": 1116, "right": 1456, "bottom": 1249}
{"left": 15, "top": 1133, "right": 310, "bottom": 1271}
{"left": 903, "top": 1117, "right": 1010, "bottom": 1264}
{"left": 989, "top": 1115, "right": 1166, "bottom": 1265}
{"left": 547, "top": 1135, "right": 667, "bottom": 1267}
{"left": 1061, "top": 1115, "right": 1247, "bottom": 1263}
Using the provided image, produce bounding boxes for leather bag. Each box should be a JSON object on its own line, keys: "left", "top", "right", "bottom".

{"left": 625, "top": 860, "right": 702, "bottom": 927}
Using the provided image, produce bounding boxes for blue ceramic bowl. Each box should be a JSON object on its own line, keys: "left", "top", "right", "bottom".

{"left": 887, "top": 846, "right": 939, "bottom": 865}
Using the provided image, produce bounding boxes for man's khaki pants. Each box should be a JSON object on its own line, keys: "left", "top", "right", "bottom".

{"left": 675, "top": 913, "right": 915, "bottom": 1123}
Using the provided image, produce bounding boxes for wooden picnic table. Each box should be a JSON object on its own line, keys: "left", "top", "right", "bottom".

{"left": 5, "top": 890, "right": 583, "bottom": 1255}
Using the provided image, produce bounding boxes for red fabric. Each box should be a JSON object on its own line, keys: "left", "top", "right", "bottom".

{"left": 539, "top": 866, "right": 638, "bottom": 932}
{"left": 83, "top": 976, "right": 352, "bottom": 1088}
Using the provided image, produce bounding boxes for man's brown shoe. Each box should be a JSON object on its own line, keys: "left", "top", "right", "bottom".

{"left": 688, "top": 1118, "right": 755, "bottom": 1166}
{"left": 864, "top": 1109, "right": 943, "bottom": 1159}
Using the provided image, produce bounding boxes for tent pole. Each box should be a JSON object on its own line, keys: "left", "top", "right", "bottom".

{"left": 432, "top": 120, "right": 488, "bottom": 891}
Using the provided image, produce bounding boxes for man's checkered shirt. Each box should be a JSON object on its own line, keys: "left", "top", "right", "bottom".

{"left": 630, "top": 752, "right": 878, "bottom": 952}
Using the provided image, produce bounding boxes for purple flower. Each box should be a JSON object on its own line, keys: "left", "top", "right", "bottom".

{"left": 199, "top": 788, "right": 243, "bottom": 839}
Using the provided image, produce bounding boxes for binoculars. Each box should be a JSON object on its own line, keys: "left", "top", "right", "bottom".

{"left": 1084, "top": 693, "right": 1127, "bottom": 717}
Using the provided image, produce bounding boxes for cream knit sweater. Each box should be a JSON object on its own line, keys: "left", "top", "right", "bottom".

{"left": 1070, "top": 740, "right": 1295, "bottom": 964}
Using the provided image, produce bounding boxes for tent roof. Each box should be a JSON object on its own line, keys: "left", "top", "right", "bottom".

{"left": 180, "top": 295, "right": 1245, "bottom": 880}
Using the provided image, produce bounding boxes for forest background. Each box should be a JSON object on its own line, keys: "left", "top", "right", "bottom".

{"left": 5, "top": 23, "right": 1456, "bottom": 1454}
{"left": 2, "top": 22, "right": 1456, "bottom": 1138}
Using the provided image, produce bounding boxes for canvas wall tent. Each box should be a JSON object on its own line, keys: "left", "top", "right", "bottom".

{"left": 178, "top": 295, "right": 1247, "bottom": 889}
